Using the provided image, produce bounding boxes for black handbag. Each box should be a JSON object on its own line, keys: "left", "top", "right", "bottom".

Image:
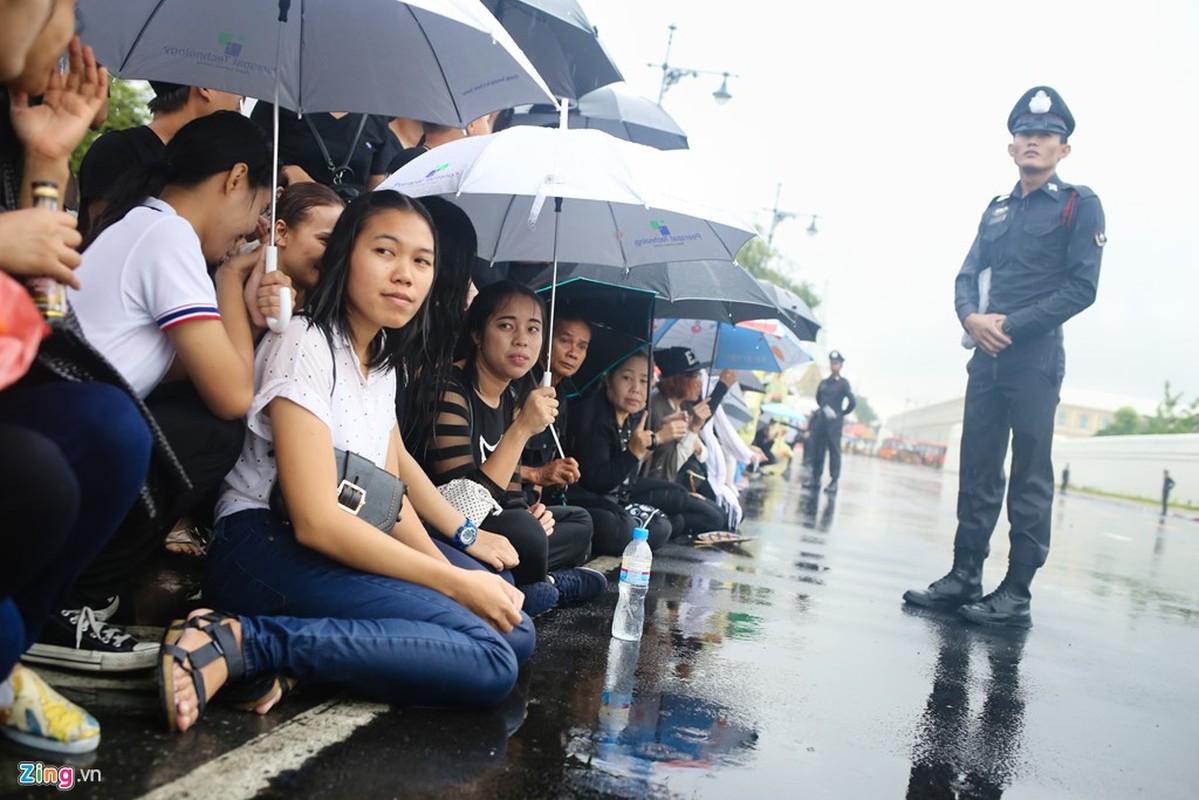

{"left": 270, "top": 447, "right": 405, "bottom": 533}
{"left": 268, "top": 325, "right": 405, "bottom": 532}
{"left": 678, "top": 453, "right": 717, "bottom": 501}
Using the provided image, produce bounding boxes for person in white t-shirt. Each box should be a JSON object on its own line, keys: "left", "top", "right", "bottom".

{"left": 26, "top": 112, "right": 291, "bottom": 675}
{"left": 159, "top": 191, "right": 531, "bottom": 733}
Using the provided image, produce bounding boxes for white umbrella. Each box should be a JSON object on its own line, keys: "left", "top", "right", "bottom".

{"left": 77, "top": 0, "right": 556, "bottom": 331}
{"left": 376, "top": 125, "right": 757, "bottom": 450}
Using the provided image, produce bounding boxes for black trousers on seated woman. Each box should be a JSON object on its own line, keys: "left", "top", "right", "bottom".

{"left": 69, "top": 382, "right": 244, "bottom": 608}
{"left": 628, "top": 477, "right": 727, "bottom": 538}
{"left": 481, "top": 505, "right": 593, "bottom": 588}
{"left": 566, "top": 487, "right": 673, "bottom": 556}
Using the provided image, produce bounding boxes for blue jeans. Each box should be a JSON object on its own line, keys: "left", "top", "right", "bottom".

{"left": 205, "top": 509, "right": 535, "bottom": 707}
{"left": 0, "top": 383, "right": 151, "bottom": 677}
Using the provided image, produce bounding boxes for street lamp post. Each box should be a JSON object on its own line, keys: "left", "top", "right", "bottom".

{"left": 650, "top": 24, "right": 739, "bottom": 107}
{"left": 766, "top": 182, "right": 819, "bottom": 247}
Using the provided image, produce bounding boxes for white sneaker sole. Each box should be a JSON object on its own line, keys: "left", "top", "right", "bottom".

{"left": 23, "top": 643, "right": 159, "bottom": 672}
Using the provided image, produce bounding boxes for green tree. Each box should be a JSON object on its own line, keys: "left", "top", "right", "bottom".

{"left": 70, "top": 78, "right": 151, "bottom": 175}
{"left": 853, "top": 394, "right": 877, "bottom": 426}
{"left": 1095, "top": 381, "right": 1199, "bottom": 436}
{"left": 1097, "top": 406, "right": 1141, "bottom": 436}
{"left": 735, "top": 229, "right": 820, "bottom": 310}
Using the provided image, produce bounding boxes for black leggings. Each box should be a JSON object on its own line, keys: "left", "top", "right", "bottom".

{"left": 566, "top": 489, "right": 672, "bottom": 556}
{"left": 480, "top": 505, "right": 593, "bottom": 586}
{"left": 628, "top": 477, "right": 727, "bottom": 537}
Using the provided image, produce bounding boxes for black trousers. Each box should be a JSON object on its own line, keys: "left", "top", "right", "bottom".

{"left": 628, "top": 477, "right": 726, "bottom": 537}
{"left": 482, "top": 505, "right": 593, "bottom": 587}
{"left": 565, "top": 487, "right": 673, "bottom": 556}
{"left": 71, "top": 382, "right": 244, "bottom": 605}
{"left": 805, "top": 419, "right": 842, "bottom": 483}
{"left": 953, "top": 334, "right": 1065, "bottom": 569}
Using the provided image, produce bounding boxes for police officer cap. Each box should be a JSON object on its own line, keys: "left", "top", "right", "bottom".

{"left": 1007, "top": 86, "right": 1075, "bottom": 137}
{"left": 828, "top": 350, "right": 845, "bottom": 362}
{"left": 654, "top": 347, "right": 707, "bottom": 379}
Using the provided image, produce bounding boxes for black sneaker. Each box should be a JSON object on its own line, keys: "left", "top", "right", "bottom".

{"left": 548, "top": 567, "right": 608, "bottom": 604}
{"left": 23, "top": 607, "right": 158, "bottom": 672}
{"left": 519, "top": 581, "right": 559, "bottom": 617}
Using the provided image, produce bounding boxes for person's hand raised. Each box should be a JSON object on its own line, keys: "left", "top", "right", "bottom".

{"left": 628, "top": 409, "right": 654, "bottom": 458}
{"left": 10, "top": 38, "right": 108, "bottom": 163}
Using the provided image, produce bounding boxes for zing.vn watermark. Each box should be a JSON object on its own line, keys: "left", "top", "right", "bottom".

{"left": 17, "top": 761, "right": 102, "bottom": 791}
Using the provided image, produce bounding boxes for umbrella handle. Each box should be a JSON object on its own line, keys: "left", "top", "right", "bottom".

{"left": 264, "top": 245, "right": 291, "bottom": 333}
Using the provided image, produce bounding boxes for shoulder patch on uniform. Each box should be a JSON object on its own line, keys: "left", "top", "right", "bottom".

{"left": 991, "top": 193, "right": 1010, "bottom": 205}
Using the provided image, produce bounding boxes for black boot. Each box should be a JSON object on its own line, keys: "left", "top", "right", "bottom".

{"left": 958, "top": 563, "right": 1036, "bottom": 628}
{"left": 824, "top": 480, "right": 839, "bottom": 494}
{"left": 902, "top": 549, "right": 985, "bottom": 609}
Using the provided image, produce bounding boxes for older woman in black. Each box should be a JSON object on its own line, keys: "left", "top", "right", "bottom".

{"left": 566, "top": 351, "right": 699, "bottom": 554}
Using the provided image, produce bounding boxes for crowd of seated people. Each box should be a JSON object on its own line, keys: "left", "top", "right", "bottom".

{"left": 0, "top": 0, "right": 758, "bottom": 754}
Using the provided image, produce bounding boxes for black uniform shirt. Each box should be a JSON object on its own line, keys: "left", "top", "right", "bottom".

{"left": 955, "top": 175, "right": 1105, "bottom": 341}
{"left": 815, "top": 375, "right": 856, "bottom": 420}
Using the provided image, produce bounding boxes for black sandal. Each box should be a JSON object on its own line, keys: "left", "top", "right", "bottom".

{"left": 219, "top": 673, "right": 296, "bottom": 713}
{"left": 157, "top": 612, "right": 245, "bottom": 731}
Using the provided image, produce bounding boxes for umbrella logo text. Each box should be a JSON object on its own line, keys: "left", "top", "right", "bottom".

{"left": 425, "top": 163, "right": 451, "bottom": 179}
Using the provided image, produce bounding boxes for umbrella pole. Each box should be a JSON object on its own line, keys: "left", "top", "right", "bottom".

{"left": 544, "top": 197, "right": 566, "bottom": 459}
{"left": 265, "top": 6, "right": 291, "bottom": 332}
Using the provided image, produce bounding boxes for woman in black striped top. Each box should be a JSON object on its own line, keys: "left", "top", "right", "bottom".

{"left": 422, "top": 281, "right": 604, "bottom": 613}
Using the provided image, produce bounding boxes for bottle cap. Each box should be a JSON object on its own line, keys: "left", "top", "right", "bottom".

{"left": 632, "top": 527, "right": 649, "bottom": 540}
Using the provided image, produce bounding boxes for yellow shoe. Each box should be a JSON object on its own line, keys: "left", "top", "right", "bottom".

{"left": 0, "top": 665, "right": 100, "bottom": 754}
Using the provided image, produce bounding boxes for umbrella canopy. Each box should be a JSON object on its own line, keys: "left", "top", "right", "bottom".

{"left": 77, "top": 0, "right": 555, "bottom": 124}
{"left": 513, "top": 82, "right": 689, "bottom": 150}
{"left": 755, "top": 280, "right": 821, "bottom": 341}
{"left": 375, "top": 126, "right": 756, "bottom": 373}
{"left": 535, "top": 277, "right": 654, "bottom": 395}
{"left": 760, "top": 402, "right": 808, "bottom": 424}
{"left": 481, "top": 0, "right": 622, "bottom": 100}
{"left": 377, "top": 127, "right": 755, "bottom": 267}
{"left": 497, "top": 259, "right": 780, "bottom": 325}
{"left": 654, "top": 319, "right": 812, "bottom": 374}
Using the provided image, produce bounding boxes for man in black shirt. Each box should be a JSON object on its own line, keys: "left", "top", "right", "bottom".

{"left": 77, "top": 81, "right": 242, "bottom": 234}
{"left": 904, "top": 86, "right": 1105, "bottom": 628}
{"left": 804, "top": 350, "right": 855, "bottom": 494}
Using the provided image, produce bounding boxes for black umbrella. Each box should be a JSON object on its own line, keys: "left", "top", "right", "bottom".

{"left": 505, "top": 260, "right": 781, "bottom": 325}
{"left": 755, "top": 280, "right": 822, "bottom": 341}
{"left": 482, "top": 0, "right": 624, "bottom": 101}
{"left": 512, "top": 82, "right": 689, "bottom": 150}
{"left": 535, "top": 277, "right": 655, "bottom": 396}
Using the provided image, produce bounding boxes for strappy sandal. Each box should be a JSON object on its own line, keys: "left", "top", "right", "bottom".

{"left": 219, "top": 673, "right": 296, "bottom": 713}
{"left": 157, "top": 612, "right": 245, "bottom": 732}
{"left": 164, "top": 522, "right": 210, "bottom": 558}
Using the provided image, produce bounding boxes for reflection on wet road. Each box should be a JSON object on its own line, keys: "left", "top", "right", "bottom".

{"left": 2, "top": 457, "right": 1196, "bottom": 799}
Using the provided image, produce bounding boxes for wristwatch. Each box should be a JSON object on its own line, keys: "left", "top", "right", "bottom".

{"left": 649, "top": 432, "right": 659, "bottom": 450}
{"left": 451, "top": 518, "right": 478, "bottom": 550}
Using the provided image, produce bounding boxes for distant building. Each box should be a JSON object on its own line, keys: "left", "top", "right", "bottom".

{"left": 883, "top": 389, "right": 1157, "bottom": 447}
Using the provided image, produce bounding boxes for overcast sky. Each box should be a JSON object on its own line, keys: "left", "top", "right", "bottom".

{"left": 584, "top": 0, "right": 1199, "bottom": 419}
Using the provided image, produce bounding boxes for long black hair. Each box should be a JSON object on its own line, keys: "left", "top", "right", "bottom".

{"left": 303, "top": 190, "right": 437, "bottom": 374}
{"left": 457, "top": 279, "right": 546, "bottom": 405}
{"left": 84, "top": 110, "right": 273, "bottom": 247}
{"left": 399, "top": 195, "right": 476, "bottom": 451}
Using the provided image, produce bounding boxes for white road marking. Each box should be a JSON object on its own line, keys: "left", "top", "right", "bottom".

{"left": 137, "top": 698, "right": 386, "bottom": 800}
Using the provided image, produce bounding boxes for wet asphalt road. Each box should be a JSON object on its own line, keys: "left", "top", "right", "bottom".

{"left": 2, "top": 455, "right": 1197, "bottom": 798}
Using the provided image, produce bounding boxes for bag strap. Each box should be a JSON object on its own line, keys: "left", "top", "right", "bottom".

{"left": 304, "top": 113, "right": 369, "bottom": 183}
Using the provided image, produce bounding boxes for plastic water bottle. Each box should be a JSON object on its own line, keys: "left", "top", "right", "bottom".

{"left": 611, "top": 527, "right": 652, "bottom": 641}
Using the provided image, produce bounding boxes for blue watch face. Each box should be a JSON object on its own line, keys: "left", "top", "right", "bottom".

{"left": 456, "top": 522, "right": 478, "bottom": 547}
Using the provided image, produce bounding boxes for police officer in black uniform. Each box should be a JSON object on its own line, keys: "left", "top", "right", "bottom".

{"left": 804, "top": 350, "right": 856, "bottom": 494}
{"left": 903, "top": 86, "right": 1106, "bottom": 628}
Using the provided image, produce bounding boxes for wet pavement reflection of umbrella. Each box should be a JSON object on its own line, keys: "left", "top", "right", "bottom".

{"left": 535, "top": 277, "right": 654, "bottom": 395}
{"left": 513, "top": 81, "right": 689, "bottom": 150}
{"left": 482, "top": 0, "right": 623, "bottom": 100}
{"left": 654, "top": 319, "right": 813, "bottom": 373}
